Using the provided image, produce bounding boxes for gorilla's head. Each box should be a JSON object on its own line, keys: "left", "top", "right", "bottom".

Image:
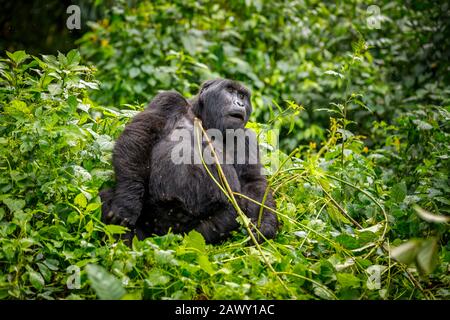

{"left": 191, "top": 79, "right": 252, "bottom": 132}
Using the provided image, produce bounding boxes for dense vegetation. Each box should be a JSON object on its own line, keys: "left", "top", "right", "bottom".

{"left": 0, "top": 0, "right": 448, "bottom": 300}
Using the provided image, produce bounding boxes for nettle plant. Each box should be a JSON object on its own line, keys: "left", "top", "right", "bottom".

{"left": 0, "top": 49, "right": 447, "bottom": 300}
{"left": 0, "top": 50, "right": 136, "bottom": 298}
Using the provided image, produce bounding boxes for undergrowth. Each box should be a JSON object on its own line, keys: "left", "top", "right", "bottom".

{"left": 0, "top": 47, "right": 448, "bottom": 300}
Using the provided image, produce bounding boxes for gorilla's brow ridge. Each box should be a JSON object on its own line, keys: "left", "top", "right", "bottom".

{"left": 224, "top": 80, "right": 251, "bottom": 97}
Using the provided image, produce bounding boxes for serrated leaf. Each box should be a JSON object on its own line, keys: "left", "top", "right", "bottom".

{"left": 104, "top": 224, "right": 129, "bottom": 235}
{"left": 6, "top": 50, "right": 29, "bottom": 65}
{"left": 183, "top": 230, "right": 206, "bottom": 252}
{"left": 86, "top": 264, "right": 126, "bottom": 300}
{"left": 66, "top": 50, "right": 81, "bottom": 66}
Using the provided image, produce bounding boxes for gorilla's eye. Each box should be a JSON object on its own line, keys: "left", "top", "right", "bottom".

{"left": 238, "top": 92, "right": 245, "bottom": 100}
{"left": 226, "top": 86, "right": 234, "bottom": 93}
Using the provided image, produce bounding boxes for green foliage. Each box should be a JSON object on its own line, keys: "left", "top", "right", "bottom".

{"left": 78, "top": 0, "right": 390, "bottom": 150}
{"left": 1, "top": 0, "right": 449, "bottom": 301}
{"left": 1, "top": 49, "right": 448, "bottom": 300}
{"left": 0, "top": 49, "right": 129, "bottom": 299}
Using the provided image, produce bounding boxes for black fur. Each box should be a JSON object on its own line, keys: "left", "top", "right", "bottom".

{"left": 101, "top": 79, "right": 278, "bottom": 243}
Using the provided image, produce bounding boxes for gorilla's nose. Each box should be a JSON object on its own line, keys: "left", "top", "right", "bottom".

{"left": 235, "top": 100, "right": 245, "bottom": 107}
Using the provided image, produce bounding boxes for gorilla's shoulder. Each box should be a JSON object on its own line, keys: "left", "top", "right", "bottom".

{"left": 146, "top": 90, "right": 189, "bottom": 116}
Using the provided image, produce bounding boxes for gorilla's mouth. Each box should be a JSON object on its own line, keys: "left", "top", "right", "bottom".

{"left": 228, "top": 112, "right": 245, "bottom": 121}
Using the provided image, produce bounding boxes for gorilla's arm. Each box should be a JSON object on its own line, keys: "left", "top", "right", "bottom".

{"left": 104, "top": 92, "right": 189, "bottom": 227}
{"left": 195, "top": 205, "right": 240, "bottom": 244}
{"left": 236, "top": 163, "right": 278, "bottom": 241}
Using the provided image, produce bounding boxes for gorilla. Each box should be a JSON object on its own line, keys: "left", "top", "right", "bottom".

{"left": 100, "top": 79, "right": 278, "bottom": 244}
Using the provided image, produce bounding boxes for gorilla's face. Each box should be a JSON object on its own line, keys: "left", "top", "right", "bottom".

{"left": 196, "top": 79, "right": 252, "bottom": 132}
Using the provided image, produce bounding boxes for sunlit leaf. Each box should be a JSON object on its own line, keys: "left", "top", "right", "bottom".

{"left": 86, "top": 264, "right": 126, "bottom": 300}
{"left": 74, "top": 193, "right": 87, "bottom": 208}
{"left": 183, "top": 230, "right": 206, "bottom": 252}
{"left": 6, "top": 50, "right": 29, "bottom": 65}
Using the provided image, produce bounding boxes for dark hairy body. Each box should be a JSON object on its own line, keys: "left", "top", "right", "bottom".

{"left": 100, "top": 79, "right": 278, "bottom": 243}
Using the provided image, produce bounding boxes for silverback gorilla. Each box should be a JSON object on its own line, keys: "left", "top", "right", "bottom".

{"left": 100, "top": 79, "right": 278, "bottom": 243}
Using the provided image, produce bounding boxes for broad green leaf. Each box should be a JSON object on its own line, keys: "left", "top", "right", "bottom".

{"left": 336, "top": 234, "right": 359, "bottom": 250}
{"left": 57, "top": 51, "right": 67, "bottom": 65}
{"left": 129, "top": 67, "right": 140, "bottom": 78}
{"left": 85, "top": 220, "right": 94, "bottom": 234}
{"left": 146, "top": 269, "right": 170, "bottom": 287}
{"left": 198, "top": 254, "right": 216, "bottom": 275}
{"left": 85, "top": 203, "right": 101, "bottom": 212}
{"left": 183, "top": 230, "right": 206, "bottom": 252}
{"left": 43, "top": 259, "right": 59, "bottom": 271}
{"left": 105, "top": 224, "right": 129, "bottom": 235}
{"left": 74, "top": 193, "right": 87, "bottom": 208}
{"left": 66, "top": 49, "right": 81, "bottom": 66}
{"left": 391, "top": 182, "right": 407, "bottom": 203}
{"left": 6, "top": 50, "right": 29, "bottom": 65}
{"left": 86, "top": 264, "right": 126, "bottom": 300}
{"left": 67, "top": 95, "right": 78, "bottom": 110}
{"left": 28, "top": 269, "right": 45, "bottom": 290}
{"left": 121, "top": 291, "right": 142, "bottom": 300}
{"left": 2, "top": 198, "right": 26, "bottom": 213}
{"left": 2, "top": 243, "right": 16, "bottom": 261}
{"left": 357, "top": 231, "right": 378, "bottom": 244}
{"left": 336, "top": 273, "right": 361, "bottom": 288}
{"left": 5, "top": 100, "right": 31, "bottom": 117}
{"left": 313, "top": 285, "right": 336, "bottom": 299}
{"left": 0, "top": 290, "right": 9, "bottom": 299}
{"left": 37, "top": 262, "right": 52, "bottom": 282}
{"left": 154, "top": 249, "right": 176, "bottom": 265}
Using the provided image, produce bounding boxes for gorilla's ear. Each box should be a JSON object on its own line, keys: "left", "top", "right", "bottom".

{"left": 192, "top": 79, "right": 220, "bottom": 116}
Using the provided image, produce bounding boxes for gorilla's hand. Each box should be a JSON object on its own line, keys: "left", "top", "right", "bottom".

{"left": 100, "top": 189, "right": 139, "bottom": 227}
{"left": 247, "top": 220, "right": 278, "bottom": 244}
{"left": 103, "top": 204, "right": 138, "bottom": 227}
